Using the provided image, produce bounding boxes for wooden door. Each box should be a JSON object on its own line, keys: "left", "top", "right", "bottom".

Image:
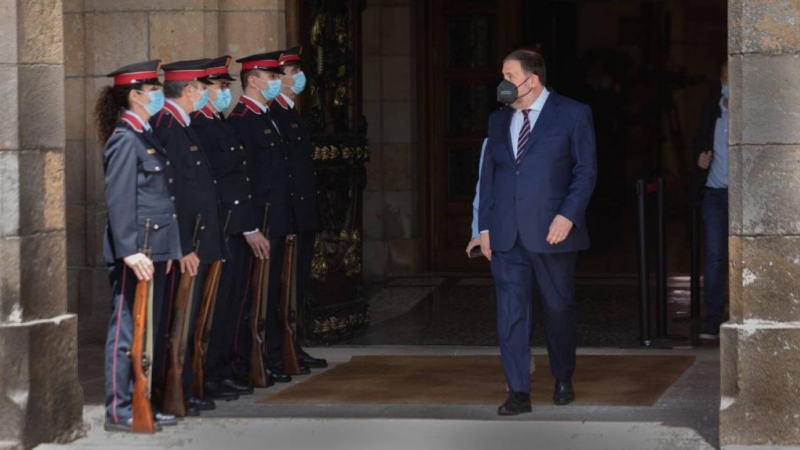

{"left": 418, "top": 0, "right": 522, "bottom": 270}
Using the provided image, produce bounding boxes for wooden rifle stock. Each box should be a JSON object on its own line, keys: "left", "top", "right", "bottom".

{"left": 250, "top": 204, "right": 271, "bottom": 387}
{"left": 191, "top": 211, "right": 231, "bottom": 399}
{"left": 163, "top": 215, "right": 202, "bottom": 416}
{"left": 131, "top": 220, "right": 155, "bottom": 433}
{"left": 280, "top": 235, "right": 302, "bottom": 375}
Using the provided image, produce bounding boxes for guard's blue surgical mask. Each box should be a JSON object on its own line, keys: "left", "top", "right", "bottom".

{"left": 137, "top": 89, "right": 165, "bottom": 116}
{"left": 291, "top": 71, "right": 307, "bottom": 95}
{"left": 212, "top": 88, "right": 232, "bottom": 111}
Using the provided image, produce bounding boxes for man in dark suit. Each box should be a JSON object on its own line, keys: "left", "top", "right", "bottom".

{"left": 690, "top": 61, "right": 729, "bottom": 341}
{"left": 479, "top": 50, "right": 597, "bottom": 415}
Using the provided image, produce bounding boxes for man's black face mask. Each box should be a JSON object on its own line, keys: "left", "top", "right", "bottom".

{"left": 497, "top": 75, "right": 532, "bottom": 105}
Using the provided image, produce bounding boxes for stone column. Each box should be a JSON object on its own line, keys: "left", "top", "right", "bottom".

{"left": 0, "top": 0, "right": 84, "bottom": 448}
{"left": 722, "top": 0, "right": 800, "bottom": 446}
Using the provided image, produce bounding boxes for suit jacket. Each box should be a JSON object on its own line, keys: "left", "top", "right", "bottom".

{"left": 269, "top": 100, "right": 321, "bottom": 233}
{"left": 150, "top": 105, "right": 228, "bottom": 263}
{"left": 190, "top": 106, "right": 257, "bottom": 235}
{"left": 102, "top": 115, "right": 182, "bottom": 264}
{"left": 690, "top": 96, "right": 723, "bottom": 207}
{"left": 478, "top": 91, "right": 597, "bottom": 254}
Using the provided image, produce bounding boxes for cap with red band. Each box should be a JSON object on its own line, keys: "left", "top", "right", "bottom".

{"left": 206, "top": 55, "right": 236, "bottom": 81}
{"left": 162, "top": 58, "right": 213, "bottom": 85}
{"left": 236, "top": 51, "right": 285, "bottom": 74}
{"left": 279, "top": 46, "right": 302, "bottom": 66}
{"left": 106, "top": 60, "right": 162, "bottom": 87}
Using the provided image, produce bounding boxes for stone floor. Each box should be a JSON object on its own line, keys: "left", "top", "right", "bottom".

{"left": 57, "top": 346, "right": 722, "bottom": 450}
{"left": 64, "top": 275, "right": 735, "bottom": 450}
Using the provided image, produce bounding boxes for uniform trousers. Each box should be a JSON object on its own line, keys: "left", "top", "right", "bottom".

{"left": 104, "top": 260, "right": 168, "bottom": 423}
{"left": 204, "top": 234, "right": 253, "bottom": 381}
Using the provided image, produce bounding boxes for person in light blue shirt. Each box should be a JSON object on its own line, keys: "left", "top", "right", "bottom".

{"left": 693, "top": 61, "right": 728, "bottom": 340}
{"left": 466, "top": 139, "right": 488, "bottom": 255}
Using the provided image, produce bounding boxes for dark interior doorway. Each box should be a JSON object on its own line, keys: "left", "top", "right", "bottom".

{"left": 419, "top": 0, "right": 728, "bottom": 277}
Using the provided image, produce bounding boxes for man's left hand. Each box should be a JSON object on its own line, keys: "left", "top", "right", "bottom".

{"left": 547, "top": 214, "right": 573, "bottom": 245}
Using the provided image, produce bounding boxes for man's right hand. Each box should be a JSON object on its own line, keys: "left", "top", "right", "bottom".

{"left": 697, "top": 150, "right": 712, "bottom": 170}
{"left": 124, "top": 252, "right": 154, "bottom": 281}
{"left": 179, "top": 252, "right": 200, "bottom": 276}
{"left": 245, "top": 231, "right": 271, "bottom": 259}
{"left": 480, "top": 232, "right": 492, "bottom": 261}
{"left": 466, "top": 237, "right": 480, "bottom": 256}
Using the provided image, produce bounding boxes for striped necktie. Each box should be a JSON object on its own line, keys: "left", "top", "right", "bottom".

{"left": 516, "top": 109, "right": 531, "bottom": 164}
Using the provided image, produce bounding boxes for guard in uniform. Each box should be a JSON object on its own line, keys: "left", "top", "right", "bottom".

{"left": 274, "top": 46, "right": 327, "bottom": 369}
{"left": 189, "top": 56, "right": 269, "bottom": 397}
{"left": 228, "top": 51, "right": 305, "bottom": 382}
{"left": 150, "top": 59, "right": 229, "bottom": 415}
{"left": 99, "top": 60, "right": 181, "bottom": 432}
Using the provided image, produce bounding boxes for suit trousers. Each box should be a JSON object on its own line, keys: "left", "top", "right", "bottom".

{"left": 491, "top": 238, "right": 578, "bottom": 393}
{"left": 104, "top": 260, "right": 168, "bottom": 423}
{"left": 205, "top": 234, "right": 253, "bottom": 381}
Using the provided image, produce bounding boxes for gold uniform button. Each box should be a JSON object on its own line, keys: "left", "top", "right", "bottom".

{"left": 153, "top": 224, "right": 160, "bottom": 230}
{"left": 172, "top": 214, "right": 177, "bottom": 219}
{"left": 169, "top": 178, "right": 173, "bottom": 184}
{"left": 166, "top": 161, "right": 171, "bottom": 166}
{"left": 170, "top": 196, "right": 175, "bottom": 201}
{"left": 243, "top": 161, "right": 247, "bottom": 166}
{"left": 234, "top": 200, "right": 240, "bottom": 205}
{"left": 248, "top": 194, "right": 252, "bottom": 199}
{"left": 239, "top": 145, "right": 244, "bottom": 149}
{"left": 201, "top": 226, "right": 205, "bottom": 230}
{"left": 231, "top": 147, "right": 235, "bottom": 150}
{"left": 196, "top": 161, "right": 201, "bottom": 166}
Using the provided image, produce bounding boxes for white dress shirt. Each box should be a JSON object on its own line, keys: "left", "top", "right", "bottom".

{"left": 509, "top": 87, "right": 550, "bottom": 158}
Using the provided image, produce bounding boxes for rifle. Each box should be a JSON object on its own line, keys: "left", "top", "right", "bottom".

{"left": 280, "top": 232, "right": 302, "bottom": 375}
{"left": 191, "top": 210, "right": 231, "bottom": 399}
{"left": 131, "top": 220, "right": 156, "bottom": 433}
{"left": 163, "top": 214, "right": 202, "bottom": 417}
{"left": 250, "top": 203, "right": 271, "bottom": 387}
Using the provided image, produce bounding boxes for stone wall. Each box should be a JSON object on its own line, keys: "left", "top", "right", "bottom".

{"left": 721, "top": 0, "right": 800, "bottom": 446}
{"left": 1, "top": 0, "right": 83, "bottom": 448}
{"left": 361, "top": 0, "right": 420, "bottom": 279}
{"left": 63, "top": 0, "right": 287, "bottom": 343}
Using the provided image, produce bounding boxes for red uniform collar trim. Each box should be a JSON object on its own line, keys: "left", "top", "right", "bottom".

{"left": 275, "top": 94, "right": 290, "bottom": 110}
{"left": 120, "top": 111, "right": 145, "bottom": 132}
{"left": 239, "top": 96, "right": 264, "bottom": 114}
{"left": 198, "top": 105, "right": 215, "bottom": 119}
{"left": 163, "top": 101, "right": 187, "bottom": 127}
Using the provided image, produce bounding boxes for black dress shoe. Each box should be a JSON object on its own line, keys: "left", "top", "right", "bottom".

{"left": 104, "top": 418, "right": 163, "bottom": 433}
{"left": 203, "top": 380, "right": 240, "bottom": 401}
{"left": 497, "top": 391, "right": 532, "bottom": 416}
{"left": 184, "top": 404, "right": 200, "bottom": 417}
{"left": 298, "top": 352, "right": 328, "bottom": 369}
{"left": 186, "top": 394, "right": 216, "bottom": 411}
{"left": 221, "top": 378, "right": 254, "bottom": 395}
{"left": 155, "top": 412, "right": 178, "bottom": 426}
{"left": 299, "top": 365, "right": 311, "bottom": 375}
{"left": 553, "top": 380, "right": 575, "bottom": 405}
{"left": 268, "top": 367, "right": 293, "bottom": 383}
